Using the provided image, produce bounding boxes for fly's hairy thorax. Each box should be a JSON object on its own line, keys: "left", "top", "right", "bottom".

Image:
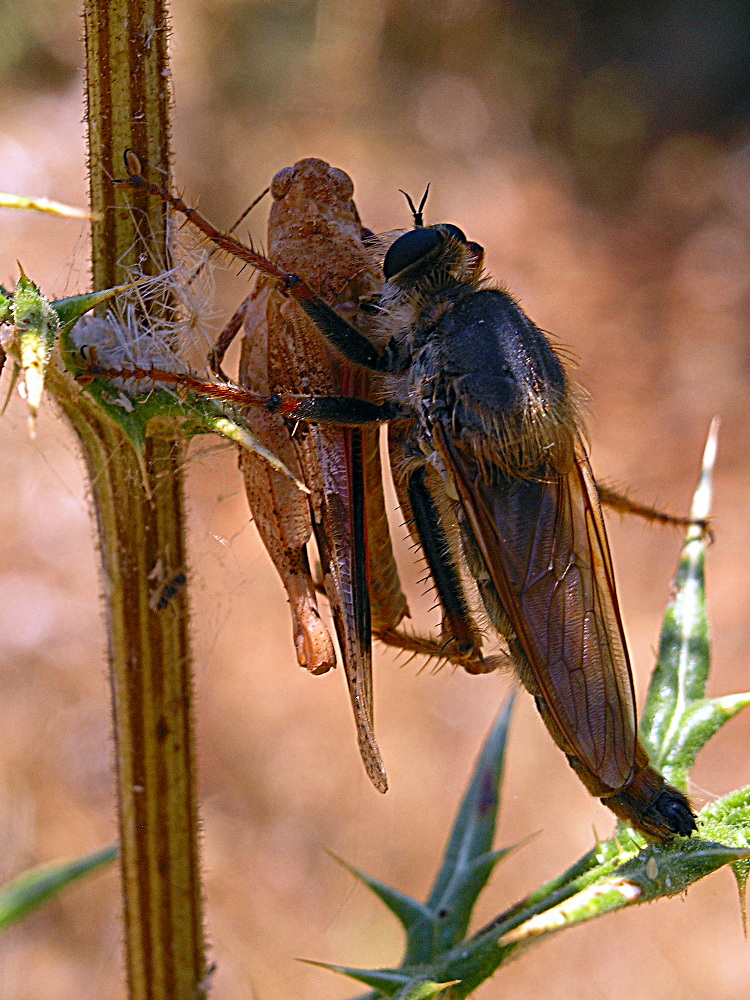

{"left": 391, "top": 284, "right": 580, "bottom": 482}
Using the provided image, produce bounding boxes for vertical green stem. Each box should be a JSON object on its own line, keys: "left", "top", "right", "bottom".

{"left": 52, "top": 2, "right": 209, "bottom": 997}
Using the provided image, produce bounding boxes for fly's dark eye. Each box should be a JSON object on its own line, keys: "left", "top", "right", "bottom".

{"left": 384, "top": 227, "right": 442, "bottom": 279}
{"left": 440, "top": 224, "right": 466, "bottom": 243}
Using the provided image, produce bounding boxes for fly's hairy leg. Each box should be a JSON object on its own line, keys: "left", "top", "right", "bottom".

{"left": 597, "top": 483, "right": 711, "bottom": 536}
{"left": 406, "top": 466, "right": 488, "bottom": 673}
{"left": 237, "top": 283, "right": 336, "bottom": 674}
{"left": 385, "top": 420, "right": 491, "bottom": 673}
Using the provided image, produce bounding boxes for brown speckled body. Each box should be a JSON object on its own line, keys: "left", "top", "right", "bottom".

{"left": 238, "top": 158, "right": 407, "bottom": 792}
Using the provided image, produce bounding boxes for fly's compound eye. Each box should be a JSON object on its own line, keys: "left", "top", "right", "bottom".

{"left": 383, "top": 227, "right": 442, "bottom": 279}
{"left": 438, "top": 223, "right": 466, "bottom": 243}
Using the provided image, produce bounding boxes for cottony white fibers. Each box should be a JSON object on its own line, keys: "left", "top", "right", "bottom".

{"left": 71, "top": 222, "right": 228, "bottom": 390}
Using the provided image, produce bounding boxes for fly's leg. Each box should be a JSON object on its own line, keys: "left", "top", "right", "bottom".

{"left": 77, "top": 361, "right": 407, "bottom": 425}
{"left": 311, "top": 564, "right": 505, "bottom": 672}
{"left": 387, "top": 421, "right": 496, "bottom": 674}
{"left": 405, "top": 466, "right": 489, "bottom": 674}
{"left": 374, "top": 626, "right": 507, "bottom": 672}
{"left": 598, "top": 484, "right": 711, "bottom": 536}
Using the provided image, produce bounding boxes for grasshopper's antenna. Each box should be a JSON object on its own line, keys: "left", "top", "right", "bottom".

{"left": 399, "top": 184, "right": 430, "bottom": 227}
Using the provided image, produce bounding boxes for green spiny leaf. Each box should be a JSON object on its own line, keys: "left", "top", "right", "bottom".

{"left": 330, "top": 854, "right": 432, "bottom": 934}
{"left": 660, "top": 693, "right": 750, "bottom": 788}
{"left": 444, "top": 837, "right": 748, "bottom": 984}
{"left": 0, "top": 844, "right": 117, "bottom": 930}
{"left": 616, "top": 838, "right": 750, "bottom": 901}
{"left": 425, "top": 698, "right": 513, "bottom": 926}
{"left": 641, "top": 421, "right": 717, "bottom": 781}
{"left": 697, "top": 785, "right": 750, "bottom": 921}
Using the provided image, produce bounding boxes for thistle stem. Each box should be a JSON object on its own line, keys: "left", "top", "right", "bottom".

{"left": 46, "top": 2, "right": 210, "bottom": 996}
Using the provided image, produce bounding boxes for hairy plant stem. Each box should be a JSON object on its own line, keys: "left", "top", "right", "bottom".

{"left": 54, "top": 2, "right": 210, "bottom": 997}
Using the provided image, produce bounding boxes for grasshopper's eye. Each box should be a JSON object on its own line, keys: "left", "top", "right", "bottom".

{"left": 384, "top": 227, "right": 442, "bottom": 279}
{"left": 439, "top": 224, "right": 466, "bottom": 243}
{"left": 328, "top": 167, "right": 354, "bottom": 200}
{"left": 271, "top": 167, "right": 295, "bottom": 200}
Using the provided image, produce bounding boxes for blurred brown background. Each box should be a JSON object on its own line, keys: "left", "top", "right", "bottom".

{"left": 1, "top": 1, "right": 750, "bottom": 997}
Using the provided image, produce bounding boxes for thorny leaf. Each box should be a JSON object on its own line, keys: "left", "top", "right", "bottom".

{"left": 638, "top": 419, "right": 749, "bottom": 785}
{"left": 697, "top": 785, "right": 750, "bottom": 929}
{"left": 6, "top": 270, "right": 59, "bottom": 435}
{"left": 422, "top": 695, "right": 515, "bottom": 957}
{"left": 0, "top": 845, "right": 117, "bottom": 930}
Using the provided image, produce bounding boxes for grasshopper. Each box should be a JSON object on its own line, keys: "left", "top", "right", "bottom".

{"left": 214, "top": 158, "right": 408, "bottom": 792}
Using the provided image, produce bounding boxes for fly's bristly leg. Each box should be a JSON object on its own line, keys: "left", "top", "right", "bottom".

{"left": 269, "top": 394, "right": 407, "bottom": 425}
{"left": 597, "top": 483, "right": 711, "bottom": 538}
{"left": 406, "top": 466, "right": 488, "bottom": 673}
{"left": 78, "top": 362, "right": 403, "bottom": 426}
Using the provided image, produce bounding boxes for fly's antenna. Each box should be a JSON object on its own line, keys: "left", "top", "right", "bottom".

{"left": 399, "top": 184, "right": 430, "bottom": 227}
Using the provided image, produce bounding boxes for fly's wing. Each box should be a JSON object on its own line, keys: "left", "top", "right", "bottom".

{"left": 436, "top": 428, "right": 637, "bottom": 793}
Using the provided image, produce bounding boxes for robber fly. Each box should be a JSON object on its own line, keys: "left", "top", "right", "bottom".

{"left": 117, "top": 155, "right": 696, "bottom": 839}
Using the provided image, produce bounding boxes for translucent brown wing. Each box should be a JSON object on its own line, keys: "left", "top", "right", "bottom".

{"left": 435, "top": 429, "right": 637, "bottom": 793}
